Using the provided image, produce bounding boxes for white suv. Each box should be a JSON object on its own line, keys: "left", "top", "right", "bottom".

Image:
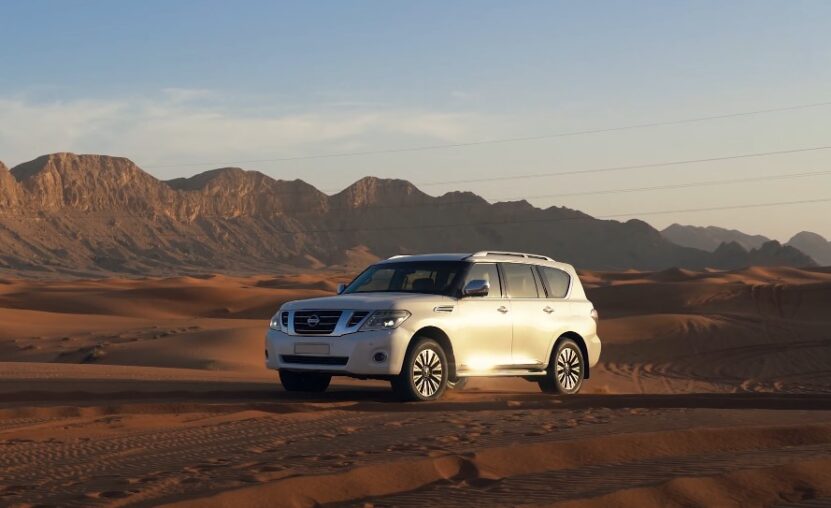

{"left": 265, "top": 252, "right": 601, "bottom": 401}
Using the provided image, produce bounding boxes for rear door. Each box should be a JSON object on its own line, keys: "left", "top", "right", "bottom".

{"left": 534, "top": 265, "right": 574, "bottom": 363}
{"left": 452, "top": 263, "right": 513, "bottom": 372}
{"left": 500, "top": 262, "right": 551, "bottom": 367}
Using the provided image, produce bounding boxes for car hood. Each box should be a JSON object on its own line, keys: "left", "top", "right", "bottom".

{"left": 280, "top": 292, "right": 456, "bottom": 311}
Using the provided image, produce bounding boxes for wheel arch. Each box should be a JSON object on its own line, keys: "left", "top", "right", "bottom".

{"left": 411, "top": 326, "right": 458, "bottom": 380}
{"left": 550, "top": 331, "right": 590, "bottom": 379}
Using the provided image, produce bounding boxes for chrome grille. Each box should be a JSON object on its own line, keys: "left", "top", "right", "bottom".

{"left": 293, "top": 310, "right": 342, "bottom": 335}
{"left": 347, "top": 311, "right": 370, "bottom": 327}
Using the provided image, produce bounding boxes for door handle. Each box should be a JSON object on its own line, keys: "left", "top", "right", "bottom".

{"left": 543, "top": 306, "right": 554, "bottom": 314}
{"left": 497, "top": 306, "right": 509, "bottom": 313}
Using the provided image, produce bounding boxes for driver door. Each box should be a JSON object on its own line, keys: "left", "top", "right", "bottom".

{"left": 451, "top": 263, "right": 514, "bottom": 373}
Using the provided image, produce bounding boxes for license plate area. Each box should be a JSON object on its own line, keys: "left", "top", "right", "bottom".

{"left": 294, "top": 343, "right": 330, "bottom": 355}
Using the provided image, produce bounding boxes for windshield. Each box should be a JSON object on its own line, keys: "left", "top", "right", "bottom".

{"left": 344, "top": 261, "right": 466, "bottom": 295}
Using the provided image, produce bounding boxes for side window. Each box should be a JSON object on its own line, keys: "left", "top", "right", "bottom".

{"left": 540, "top": 267, "right": 571, "bottom": 298}
{"left": 501, "top": 263, "right": 540, "bottom": 298}
{"left": 464, "top": 263, "right": 502, "bottom": 298}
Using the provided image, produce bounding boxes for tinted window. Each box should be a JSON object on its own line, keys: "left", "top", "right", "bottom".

{"left": 463, "top": 263, "right": 502, "bottom": 298}
{"left": 345, "top": 261, "right": 464, "bottom": 295}
{"left": 540, "top": 267, "right": 571, "bottom": 298}
{"left": 501, "top": 263, "right": 540, "bottom": 298}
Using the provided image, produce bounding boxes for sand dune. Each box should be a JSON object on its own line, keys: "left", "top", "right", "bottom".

{"left": 7, "top": 267, "right": 830, "bottom": 393}
{"left": 0, "top": 274, "right": 343, "bottom": 373}
{"left": 2, "top": 266, "right": 831, "bottom": 506}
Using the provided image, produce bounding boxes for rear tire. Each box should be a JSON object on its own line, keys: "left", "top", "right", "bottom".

{"left": 279, "top": 370, "right": 331, "bottom": 392}
{"left": 538, "top": 338, "right": 584, "bottom": 394}
{"left": 391, "top": 338, "right": 448, "bottom": 401}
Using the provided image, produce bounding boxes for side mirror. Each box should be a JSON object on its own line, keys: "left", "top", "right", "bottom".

{"left": 336, "top": 283, "right": 347, "bottom": 295}
{"left": 462, "top": 279, "right": 489, "bottom": 297}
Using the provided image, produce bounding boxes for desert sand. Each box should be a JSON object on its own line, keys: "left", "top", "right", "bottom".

{"left": 2, "top": 266, "right": 831, "bottom": 507}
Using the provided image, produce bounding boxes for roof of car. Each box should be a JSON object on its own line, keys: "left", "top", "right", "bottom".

{"left": 377, "top": 252, "right": 575, "bottom": 271}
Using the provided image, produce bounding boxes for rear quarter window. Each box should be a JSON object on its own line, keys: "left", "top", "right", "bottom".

{"left": 540, "top": 267, "right": 571, "bottom": 298}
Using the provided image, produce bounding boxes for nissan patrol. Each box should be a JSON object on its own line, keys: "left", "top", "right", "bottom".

{"left": 265, "top": 251, "right": 601, "bottom": 401}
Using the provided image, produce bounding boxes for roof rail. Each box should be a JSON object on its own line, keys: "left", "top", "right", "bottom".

{"left": 469, "top": 251, "right": 555, "bottom": 262}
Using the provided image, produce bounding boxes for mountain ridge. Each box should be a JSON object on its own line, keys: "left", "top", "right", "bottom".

{"left": 0, "top": 152, "right": 818, "bottom": 276}
{"left": 788, "top": 231, "right": 831, "bottom": 265}
{"left": 661, "top": 223, "right": 771, "bottom": 252}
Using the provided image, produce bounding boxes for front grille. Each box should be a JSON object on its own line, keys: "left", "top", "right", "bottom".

{"left": 281, "top": 355, "right": 348, "bottom": 366}
{"left": 347, "top": 311, "right": 370, "bottom": 327}
{"left": 293, "top": 310, "right": 342, "bottom": 335}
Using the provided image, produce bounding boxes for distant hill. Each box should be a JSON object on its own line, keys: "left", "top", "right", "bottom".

{"left": 661, "top": 224, "right": 771, "bottom": 252}
{"left": 0, "top": 152, "right": 818, "bottom": 276}
{"left": 711, "top": 240, "right": 816, "bottom": 268}
{"left": 787, "top": 231, "right": 831, "bottom": 265}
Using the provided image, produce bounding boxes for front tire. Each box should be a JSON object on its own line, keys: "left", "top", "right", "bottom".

{"left": 391, "top": 338, "right": 448, "bottom": 401}
{"left": 279, "top": 370, "right": 331, "bottom": 392}
{"left": 538, "top": 339, "right": 585, "bottom": 394}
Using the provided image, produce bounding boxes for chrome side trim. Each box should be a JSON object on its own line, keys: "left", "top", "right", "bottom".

{"left": 459, "top": 362, "right": 544, "bottom": 371}
{"left": 433, "top": 305, "right": 455, "bottom": 313}
{"left": 456, "top": 368, "right": 547, "bottom": 377}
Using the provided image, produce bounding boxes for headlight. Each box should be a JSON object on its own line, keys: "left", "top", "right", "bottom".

{"left": 361, "top": 310, "right": 411, "bottom": 330}
{"left": 270, "top": 311, "right": 288, "bottom": 332}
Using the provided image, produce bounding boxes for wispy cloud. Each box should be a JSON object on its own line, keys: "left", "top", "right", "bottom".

{"left": 160, "top": 87, "right": 216, "bottom": 104}
{"left": 0, "top": 92, "right": 489, "bottom": 176}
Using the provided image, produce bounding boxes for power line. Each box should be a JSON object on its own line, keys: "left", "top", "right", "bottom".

{"left": 599, "top": 197, "right": 831, "bottom": 219}
{"left": 515, "top": 168, "right": 831, "bottom": 201}
{"left": 120, "top": 143, "right": 831, "bottom": 197}
{"left": 265, "top": 197, "right": 831, "bottom": 234}
{"left": 191, "top": 167, "right": 831, "bottom": 210}
{"left": 302, "top": 166, "right": 831, "bottom": 209}
{"left": 1, "top": 166, "right": 830, "bottom": 220}
{"left": 142, "top": 100, "right": 831, "bottom": 170}
{"left": 2, "top": 197, "right": 829, "bottom": 236}
{"left": 248, "top": 143, "right": 831, "bottom": 194}
{"left": 411, "top": 145, "right": 831, "bottom": 188}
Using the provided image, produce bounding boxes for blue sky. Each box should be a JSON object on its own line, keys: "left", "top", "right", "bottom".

{"left": 2, "top": 0, "right": 830, "bottom": 240}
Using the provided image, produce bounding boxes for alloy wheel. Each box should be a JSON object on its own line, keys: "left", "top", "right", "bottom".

{"left": 412, "top": 348, "right": 444, "bottom": 398}
{"left": 556, "top": 346, "right": 581, "bottom": 391}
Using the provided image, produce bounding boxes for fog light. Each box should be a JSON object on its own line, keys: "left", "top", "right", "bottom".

{"left": 373, "top": 352, "right": 387, "bottom": 363}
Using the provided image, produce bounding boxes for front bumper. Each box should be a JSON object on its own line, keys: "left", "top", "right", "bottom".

{"left": 265, "top": 327, "right": 412, "bottom": 376}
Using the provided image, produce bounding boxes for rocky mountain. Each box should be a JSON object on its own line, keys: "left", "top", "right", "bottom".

{"left": 0, "top": 161, "right": 22, "bottom": 209}
{"left": 661, "top": 224, "right": 771, "bottom": 252}
{"left": 166, "top": 167, "right": 329, "bottom": 218}
{"left": 0, "top": 152, "right": 818, "bottom": 276}
{"left": 10, "top": 153, "right": 175, "bottom": 214}
{"left": 711, "top": 240, "right": 816, "bottom": 268}
{"left": 787, "top": 231, "right": 831, "bottom": 265}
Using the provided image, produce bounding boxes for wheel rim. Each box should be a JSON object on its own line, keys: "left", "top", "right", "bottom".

{"left": 412, "top": 348, "right": 443, "bottom": 397}
{"left": 556, "top": 346, "right": 581, "bottom": 391}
